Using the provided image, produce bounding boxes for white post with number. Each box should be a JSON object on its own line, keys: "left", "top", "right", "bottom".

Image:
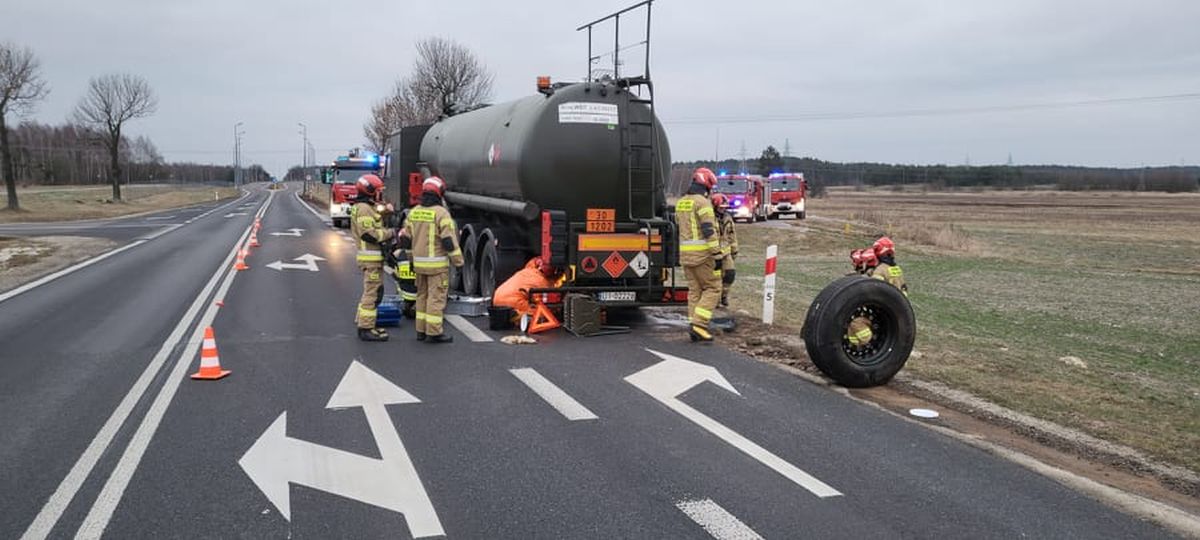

{"left": 762, "top": 244, "right": 778, "bottom": 324}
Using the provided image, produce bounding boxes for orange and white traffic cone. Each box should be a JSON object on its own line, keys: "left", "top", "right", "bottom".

{"left": 249, "top": 230, "right": 260, "bottom": 248}
{"left": 234, "top": 247, "right": 249, "bottom": 271}
{"left": 191, "top": 326, "right": 231, "bottom": 380}
{"left": 254, "top": 217, "right": 261, "bottom": 230}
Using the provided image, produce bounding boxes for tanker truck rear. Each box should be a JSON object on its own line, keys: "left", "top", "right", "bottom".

{"left": 384, "top": 77, "right": 685, "bottom": 307}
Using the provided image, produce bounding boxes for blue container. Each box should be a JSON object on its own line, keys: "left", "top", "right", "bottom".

{"left": 376, "top": 295, "right": 403, "bottom": 327}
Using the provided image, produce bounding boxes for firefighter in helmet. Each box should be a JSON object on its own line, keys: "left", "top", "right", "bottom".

{"left": 710, "top": 192, "right": 739, "bottom": 307}
{"left": 850, "top": 249, "right": 865, "bottom": 274}
{"left": 870, "top": 236, "right": 908, "bottom": 296}
{"left": 351, "top": 174, "right": 394, "bottom": 342}
{"left": 675, "top": 167, "right": 724, "bottom": 342}
{"left": 398, "top": 177, "right": 464, "bottom": 343}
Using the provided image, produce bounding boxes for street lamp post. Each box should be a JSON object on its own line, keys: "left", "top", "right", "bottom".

{"left": 298, "top": 122, "right": 308, "bottom": 195}
{"left": 233, "top": 122, "right": 244, "bottom": 187}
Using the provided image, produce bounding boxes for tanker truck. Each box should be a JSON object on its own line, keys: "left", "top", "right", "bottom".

{"left": 383, "top": 75, "right": 686, "bottom": 307}
{"left": 382, "top": 0, "right": 916, "bottom": 390}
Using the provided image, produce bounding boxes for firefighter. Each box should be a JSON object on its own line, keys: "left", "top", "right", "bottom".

{"left": 870, "top": 236, "right": 908, "bottom": 296}
{"left": 350, "top": 174, "right": 394, "bottom": 342}
{"left": 398, "top": 177, "right": 464, "bottom": 343}
{"left": 711, "top": 192, "right": 738, "bottom": 307}
{"left": 860, "top": 247, "right": 879, "bottom": 275}
{"left": 493, "top": 258, "right": 561, "bottom": 322}
{"left": 850, "top": 249, "right": 865, "bottom": 274}
{"left": 675, "top": 167, "right": 723, "bottom": 342}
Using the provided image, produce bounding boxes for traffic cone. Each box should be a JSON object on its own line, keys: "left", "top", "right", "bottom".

{"left": 191, "top": 326, "right": 231, "bottom": 380}
{"left": 249, "top": 230, "right": 260, "bottom": 248}
{"left": 234, "top": 247, "right": 249, "bottom": 271}
{"left": 527, "top": 301, "right": 561, "bottom": 334}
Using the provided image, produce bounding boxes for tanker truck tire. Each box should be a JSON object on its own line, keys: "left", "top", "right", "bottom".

{"left": 459, "top": 226, "right": 480, "bottom": 296}
{"left": 478, "top": 240, "right": 499, "bottom": 299}
{"left": 802, "top": 276, "right": 915, "bottom": 388}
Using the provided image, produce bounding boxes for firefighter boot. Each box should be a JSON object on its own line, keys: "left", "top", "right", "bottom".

{"left": 428, "top": 333, "right": 454, "bottom": 344}
{"left": 416, "top": 332, "right": 426, "bottom": 341}
{"left": 689, "top": 324, "right": 714, "bottom": 343}
{"left": 358, "top": 328, "right": 389, "bottom": 342}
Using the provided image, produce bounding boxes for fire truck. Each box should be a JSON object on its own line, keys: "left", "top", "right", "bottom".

{"left": 714, "top": 173, "right": 770, "bottom": 223}
{"left": 323, "top": 149, "right": 384, "bottom": 228}
{"left": 767, "top": 172, "right": 806, "bottom": 219}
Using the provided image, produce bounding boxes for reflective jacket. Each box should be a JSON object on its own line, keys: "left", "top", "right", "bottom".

{"left": 401, "top": 203, "right": 463, "bottom": 275}
{"left": 675, "top": 194, "right": 721, "bottom": 267}
{"left": 717, "top": 211, "right": 738, "bottom": 266}
{"left": 870, "top": 262, "right": 908, "bottom": 296}
{"left": 351, "top": 201, "right": 393, "bottom": 267}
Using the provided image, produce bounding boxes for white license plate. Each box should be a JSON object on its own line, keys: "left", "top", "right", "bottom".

{"left": 598, "top": 291, "right": 636, "bottom": 302}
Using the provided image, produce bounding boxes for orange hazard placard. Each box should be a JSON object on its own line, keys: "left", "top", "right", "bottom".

{"left": 586, "top": 221, "right": 616, "bottom": 233}
{"left": 586, "top": 208, "right": 615, "bottom": 221}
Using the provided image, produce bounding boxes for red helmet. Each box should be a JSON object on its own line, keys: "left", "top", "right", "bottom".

{"left": 850, "top": 249, "right": 864, "bottom": 266}
{"left": 356, "top": 174, "right": 385, "bottom": 198}
{"left": 692, "top": 167, "right": 717, "bottom": 189}
{"left": 711, "top": 193, "right": 729, "bottom": 207}
{"left": 422, "top": 176, "right": 446, "bottom": 197}
{"left": 860, "top": 248, "right": 879, "bottom": 267}
{"left": 873, "top": 236, "right": 895, "bottom": 258}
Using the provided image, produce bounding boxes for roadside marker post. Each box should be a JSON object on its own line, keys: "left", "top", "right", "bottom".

{"left": 762, "top": 245, "right": 777, "bottom": 325}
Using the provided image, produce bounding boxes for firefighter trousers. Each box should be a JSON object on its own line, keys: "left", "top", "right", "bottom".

{"left": 684, "top": 258, "right": 722, "bottom": 327}
{"left": 415, "top": 271, "right": 449, "bottom": 336}
{"left": 356, "top": 265, "right": 385, "bottom": 329}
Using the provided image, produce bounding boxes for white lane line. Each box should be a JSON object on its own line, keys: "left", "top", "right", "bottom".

{"left": 445, "top": 314, "right": 494, "bottom": 343}
{"left": 144, "top": 215, "right": 175, "bottom": 220}
{"left": 0, "top": 240, "right": 145, "bottom": 305}
{"left": 19, "top": 196, "right": 266, "bottom": 540}
{"left": 295, "top": 190, "right": 331, "bottom": 224}
{"left": 509, "top": 368, "right": 598, "bottom": 421}
{"left": 675, "top": 499, "right": 764, "bottom": 540}
{"left": 73, "top": 191, "right": 276, "bottom": 539}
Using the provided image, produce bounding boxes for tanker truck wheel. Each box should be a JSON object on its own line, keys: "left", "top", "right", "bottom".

{"left": 479, "top": 240, "right": 500, "bottom": 298}
{"left": 802, "top": 276, "right": 915, "bottom": 388}
{"left": 459, "top": 226, "right": 480, "bottom": 296}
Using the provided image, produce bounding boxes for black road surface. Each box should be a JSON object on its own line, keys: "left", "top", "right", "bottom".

{"left": 0, "top": 184, "right": 1176, "bottom": 539}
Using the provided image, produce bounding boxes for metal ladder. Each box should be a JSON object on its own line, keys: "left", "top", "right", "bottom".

{"left": 578, "top": 0, "right": 660, "bottom": 221}
{"left": 623, "top": 77, "right": 658, "bottom": 220}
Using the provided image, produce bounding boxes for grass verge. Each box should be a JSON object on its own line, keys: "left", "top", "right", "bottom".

{"left": 0, "top": 184, "right": 238, "bottom": 223}
{"left": 722, "top": 188, "right": 1200, "bottom": 473}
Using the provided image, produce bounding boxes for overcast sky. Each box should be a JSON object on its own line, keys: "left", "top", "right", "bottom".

{"left": 4, "top": 0, "right": 1198, "bottom": 176}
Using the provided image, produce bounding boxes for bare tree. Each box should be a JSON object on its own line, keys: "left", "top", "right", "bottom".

{"left": 412, "top": 37, "right": 494, "bottom": 115}
{"left": 0, "top": 43, "right": 49, "bottom": 210}
{"left": 363, "top": 38, "right": 493, "bottom": 151}
{"left": 72, "top": 73, "right": 157, "bottom": 202}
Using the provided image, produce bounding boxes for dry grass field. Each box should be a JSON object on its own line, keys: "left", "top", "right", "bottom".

{"left": 721, "top": 188, "right": 1200, "bottom": 472}
{"left": 0, "top": 184, "right": 238, "bottom": 223}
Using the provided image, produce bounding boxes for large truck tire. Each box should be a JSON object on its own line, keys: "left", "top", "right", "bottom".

{"left": 459, "top": 225, "right": 481, "bottom": 296}
{"left": 802, "top": 275, "right": 915, "bottom": 388}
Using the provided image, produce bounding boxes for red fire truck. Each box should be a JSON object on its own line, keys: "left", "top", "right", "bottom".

{"left": 323, "top": 149, "right": 384, "bottom": 228}
{"left": 714, "top": 173, "right": 770, "bottom": 223}
{"left": 767, "top": 172, "right": 806, "bottom": 219}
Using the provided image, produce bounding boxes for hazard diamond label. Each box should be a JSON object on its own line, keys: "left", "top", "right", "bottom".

{"left": 602, "top": 251, "right": 628, "bottom": 278}
{"left": 629, "top": 251, "right": 649, "bottom": 277}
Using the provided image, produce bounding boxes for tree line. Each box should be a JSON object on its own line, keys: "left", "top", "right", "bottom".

{"left": 2, "top": 41, "right": 258, "bottom": 211}
{"left": 672, "top": 145, "right": 1199, "bottom": 195}
{"left": 3, "top": 121, "right": 264, "bottom": 189}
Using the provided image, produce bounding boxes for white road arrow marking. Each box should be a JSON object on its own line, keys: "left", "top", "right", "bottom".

{"left": 265, "top": 253, "right": 325, "bottom": 272}
{"left": 224, "top": 212, "right": 248, "bottom": 218}
{"left": 269, "top": 228, "right": 305, "bottom": 237}
{"left": 239, "top": 361, "right": 444, "bottom": 538}
{"left": 626, "top": 349, "right": 841, "bottom": 498}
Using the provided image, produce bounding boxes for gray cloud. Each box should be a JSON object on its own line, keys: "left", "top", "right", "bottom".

{"left": 3, "top": 0, "right": 1197, "bottom": 175}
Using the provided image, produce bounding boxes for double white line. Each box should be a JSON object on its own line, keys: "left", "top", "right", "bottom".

{"left": 21, "top": 190, "right": 274, "bottom": 540}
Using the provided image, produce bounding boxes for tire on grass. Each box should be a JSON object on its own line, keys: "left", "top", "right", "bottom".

{"left": 802, "top": 275, "right": 915, "bottom": 387}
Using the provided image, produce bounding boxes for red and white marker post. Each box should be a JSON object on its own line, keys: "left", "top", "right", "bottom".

{"left": 762, "top": 244, "right": 778, "bottom": 324}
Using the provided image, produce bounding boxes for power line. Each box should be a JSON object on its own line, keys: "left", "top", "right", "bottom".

{"left": 664, "top": 92, "right": 1200, "bottom": 126}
